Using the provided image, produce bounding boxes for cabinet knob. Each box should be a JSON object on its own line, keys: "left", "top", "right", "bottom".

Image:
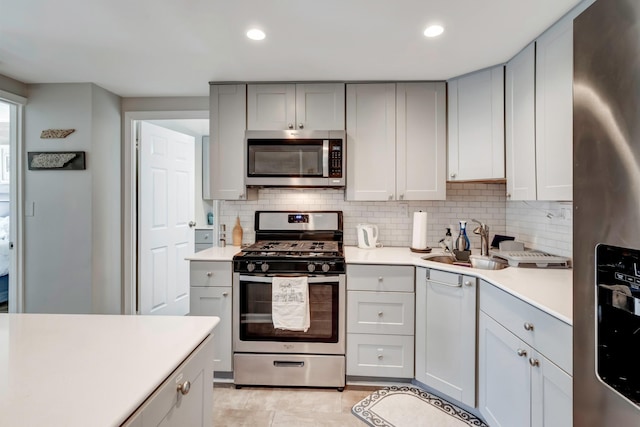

{"left": 206, "top": 272, "right": 213, "bottom": 277}
{"left": 450, "top": 172, "right": 457, "bottom": 179}
{"left": 517, "top": 348, "right": 527, "bottom": 357}
{"left": 523, "top": 322, "right": 534, "bottom": 331}
{"left": 377, "top": 354, "right": 384, "bottom": 360}
{"left": 399, "top": 194, "right": 404, "bottom": 200}
{"left": 378, "top": 311, "right": 384, "bottom": 317}
{"left": 378, "top": 276, "right": 383, "bottom": 282}
{"left": 464, "top": 280, "right": 473, "bottom": 286}
{"left": 529, "top": 358, "right": 540, "bottom": 367}
{"left": 239, "top": 193, "right": 245, "bottom": 199}
{"left": 203, "top": 235, "right": 209, "bottom": 240}
{"left": 177, "top": 380, "right": 191, "bottom": 395}
{"left": 222, "top": 292, "right": 229, "bottom": 297}
{"left": 388, "top": 194, "right": 393, "bottom": 200}
{"left": 288, "top": 123, "right": 294, "bottom": 129}
{"left": 506, "top": 192, "right": 511, "bottom": 199}
{"left": 298, "top": 123, "right": 304, "bottom": 129}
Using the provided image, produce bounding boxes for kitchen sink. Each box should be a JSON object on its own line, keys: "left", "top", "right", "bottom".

{"left": 422, "top": 254, "right": 509, "bottom": 270}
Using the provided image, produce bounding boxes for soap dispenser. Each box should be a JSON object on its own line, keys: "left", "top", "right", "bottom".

{"left": 456, "top": 220, "right": 470, "bottom": 251}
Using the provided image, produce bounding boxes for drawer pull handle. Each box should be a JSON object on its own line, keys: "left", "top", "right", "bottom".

{"left": 177, "top": 381, "right": 191, "bottom": 395}
{"left": 378, "top": 276, "right": 384, "bottom": 282}
{"left": 378, "top": 354, "right": 384, "bottom": 360}
{"left": 529, "top": 358, "right": 540, "bottom": 367}
{"left": 206, "top": 272, "right": 213, "bottom": 277}
{"left": 517, "top": 348, "right": 527, "bottom": 357}
{"left": 378, "top": 311, "right": 383, "bottom": 317}
{"left": 274, "top": 361, "right": 305, "bottom": 368}
{"left": 428, "top": 279, "right": 462, "bottom": 288}
{"left": 523, "top": 322, "right": 534, "bottom": 331}
{"left": 464, "top": 280, "right": 473, "bottom": 287}
{"left": 222, "top": 292, "right": 229, "bottom": 297}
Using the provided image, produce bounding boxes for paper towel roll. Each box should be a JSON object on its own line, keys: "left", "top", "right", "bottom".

{"left": 411, "top": 211, "right": 428, "bottom": 250}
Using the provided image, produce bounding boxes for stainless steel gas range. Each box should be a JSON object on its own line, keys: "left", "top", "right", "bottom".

{"left": 232, "top": 211, "right": 346, "bottom": 390}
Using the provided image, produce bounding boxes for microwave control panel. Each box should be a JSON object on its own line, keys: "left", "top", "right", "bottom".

{"left": 329, "top": 140, "right": 343, "bottom": 178}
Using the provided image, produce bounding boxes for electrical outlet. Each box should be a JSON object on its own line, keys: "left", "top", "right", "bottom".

{"left": 399, "top": 203, "right": 409, "bottom": 218}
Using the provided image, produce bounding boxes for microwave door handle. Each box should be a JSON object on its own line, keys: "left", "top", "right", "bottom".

{"left": 323, "top": 140, "right": 329, "bottom": 177}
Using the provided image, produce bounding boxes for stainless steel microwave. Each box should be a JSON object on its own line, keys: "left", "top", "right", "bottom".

{"left": 245, "top": 130, "right": 345, "bottom": 187}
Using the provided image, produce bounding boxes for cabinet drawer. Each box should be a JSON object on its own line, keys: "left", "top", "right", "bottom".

{"left": 195, "top": 229, "right": 214, "bottom": 244}
{"left": 190, "top": 261, "right": 232, "bottom": 287}
{"left": 347, "top": 291, "right": 415, "bottom": 335}
{"left": 480, "top": 281, "right": 572, "bottom": 374}
{"left": 347, "top": 333, "right": 414, "bottom": 378}
{"left": 347, "top": 264, "right": 414, "bottom": 292}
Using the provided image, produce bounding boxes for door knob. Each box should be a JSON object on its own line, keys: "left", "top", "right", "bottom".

{"left": 188, "top": 221, "right": 196, "bottom": 228}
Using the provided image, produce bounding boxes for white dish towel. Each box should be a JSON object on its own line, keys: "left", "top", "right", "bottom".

{"left": 272, "top": 276, "right": 310, "bottom": 332}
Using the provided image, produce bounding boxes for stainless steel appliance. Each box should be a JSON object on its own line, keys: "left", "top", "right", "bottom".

{"left": 245, "top": 130, "right": 345, "bottom": 187}
{"left": 232, "top": 211, "right": 346, "bottom": 390}
{"left": 574, "top": 0, "right": 640, "bottom": 424}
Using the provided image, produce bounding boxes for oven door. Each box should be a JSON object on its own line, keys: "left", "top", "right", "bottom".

{"left": 233, "top": 273, "right": 345, "bottom": 355}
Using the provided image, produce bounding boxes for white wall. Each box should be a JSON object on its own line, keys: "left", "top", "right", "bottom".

{"left": 24, "top": 83, "right": 121, "bottom": 314}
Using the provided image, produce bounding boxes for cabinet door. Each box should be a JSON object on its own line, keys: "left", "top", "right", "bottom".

{"left": 531, "top": 352, "right": 572, "bottom": 427}
{"left": 190, "top": 287, "right": 232, "bottom": 372}
{"left": 505, "top": 43, "right": 537, "bottom": 201}
{"left": 479, "top": 311, "right": 531, "bottom": 427}
{"left": 535, "top": 16, "right": 573, "bottom": 201}
{"left": 209, "top": 84, "right": 251, "bottom": 200}
{"left": 345, "top": 83, "right": 396, "bottom": 201}
{"left": 396, "top": 82, "right": 447, "bottom": 200}
{"left": 295, "top": 83, "right": 345, "bottom": 130}
{"left": 448, "top": 66, "right": 505, "bottom": 181}
{"left": 415, "top": 268, "right": 476, "bottom": 407}
{"left": 247, "top": 84, "right": 296, "bottom": 130}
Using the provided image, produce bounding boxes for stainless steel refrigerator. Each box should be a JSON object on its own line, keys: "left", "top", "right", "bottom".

{"left": 574, "top": 0, "right": 640, "bottom": 425}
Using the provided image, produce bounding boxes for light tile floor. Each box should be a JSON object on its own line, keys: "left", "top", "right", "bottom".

{"left": 213, "top": 383, "right": 375, "bottom": 426}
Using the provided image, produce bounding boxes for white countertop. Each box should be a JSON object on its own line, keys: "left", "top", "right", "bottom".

{"left": 0, "top": 314, "right": 219, "bottom": 427}
{"left": 185, "top": 245, "right": 242, "bottom": 261}
{"left": 345, "top": 246, "right": 573, "bottom": 325}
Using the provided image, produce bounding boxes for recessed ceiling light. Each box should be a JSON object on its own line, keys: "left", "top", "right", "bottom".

{"left": 247, "top": 29, "right": 266, "bottom": 41}
{"left": 424, "top": 25, "right": 444, "bottom": 38}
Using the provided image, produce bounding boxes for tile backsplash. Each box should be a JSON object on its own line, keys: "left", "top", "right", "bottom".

{"left": 216, "top": 183, "right": 573, "bottom": 258}
{"left": 218, "top": 182, "right": 508, "bottom": 252}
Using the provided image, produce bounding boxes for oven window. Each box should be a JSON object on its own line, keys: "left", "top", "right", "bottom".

{"left": 239, "top": 280, "right": 339, "bottom": 342}
{"left": 248, "top": 140, "right": 324, "bottom": 177}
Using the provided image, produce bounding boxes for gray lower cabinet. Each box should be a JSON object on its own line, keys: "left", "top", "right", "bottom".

{"left": 346, "top": 264, "right": 415, "bottom": 378}
{"left": 189, "top": 261, "right": 232, "bottom": 373}
{"left": 122, "top": 335, "right": 214, "bottom": 427}
{"left": 194, "top": 229, "right": 213, "bottom": 253}
{"left": 415, "top": 268, "right": 477, "bottom": 408}
{"left": 478, "top": 281, "right": 572, "bottom": 427}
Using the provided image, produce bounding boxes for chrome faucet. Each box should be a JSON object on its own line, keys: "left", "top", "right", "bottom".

{"left": 472, "top": 219, "right": 490, "bottom": 256}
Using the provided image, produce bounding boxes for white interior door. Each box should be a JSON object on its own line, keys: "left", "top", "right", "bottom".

{"left": 139, "top": 121, "right": 195, "bottom": 316}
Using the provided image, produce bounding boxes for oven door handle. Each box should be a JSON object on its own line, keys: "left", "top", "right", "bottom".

{"left": 239, "top": 275, "right": 341, "bottom": 284}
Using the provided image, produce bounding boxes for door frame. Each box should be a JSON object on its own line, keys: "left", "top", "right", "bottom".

{"left": 123, "top": 110, "right": 208, "bottom": 315}
{"left": 0, "top": 89, "right": 26, "bottom": 313}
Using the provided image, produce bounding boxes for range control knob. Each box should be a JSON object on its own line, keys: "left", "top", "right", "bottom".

{"left": 307, "top": 263, "right": 316, "bottom": 273}
{"left": 261, "top": 263, "right": 269, "bottom": 272}
{"left": 321, "top": 263, "right": 331, "bottom": 273}
{"left": 246, "top": 262, "right": 256, "bottom": 273}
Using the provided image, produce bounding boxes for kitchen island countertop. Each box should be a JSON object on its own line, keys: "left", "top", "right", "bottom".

{"left": 0, "top": 313, "right": 219, "bottom": 426}
{"left": 345, "top": 246, "right": 572, "bottom": 325}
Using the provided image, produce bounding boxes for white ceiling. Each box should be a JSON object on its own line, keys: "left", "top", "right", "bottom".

{"left": 0, "top": 0, "right": 582, "bottom": 98}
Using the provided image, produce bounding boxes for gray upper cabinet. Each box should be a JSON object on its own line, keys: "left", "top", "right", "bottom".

{"left": 447, "top": 66, "right": 505, "bottom": 181}
{"left": 505, "top": 42, "right": 537, "bottom": 200}
{"left": 208, "top": 84, "right": 256, "bottom": 201}
{"left": 247, "top": 83, "right": 345, "bottom": 130}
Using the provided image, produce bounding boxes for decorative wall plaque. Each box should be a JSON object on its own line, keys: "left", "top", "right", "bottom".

{"left": 40, "top": 129, "right": 75, "bottom": 139}
{"left": 27, "top": 151, "right": 86, "bottom": 170}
